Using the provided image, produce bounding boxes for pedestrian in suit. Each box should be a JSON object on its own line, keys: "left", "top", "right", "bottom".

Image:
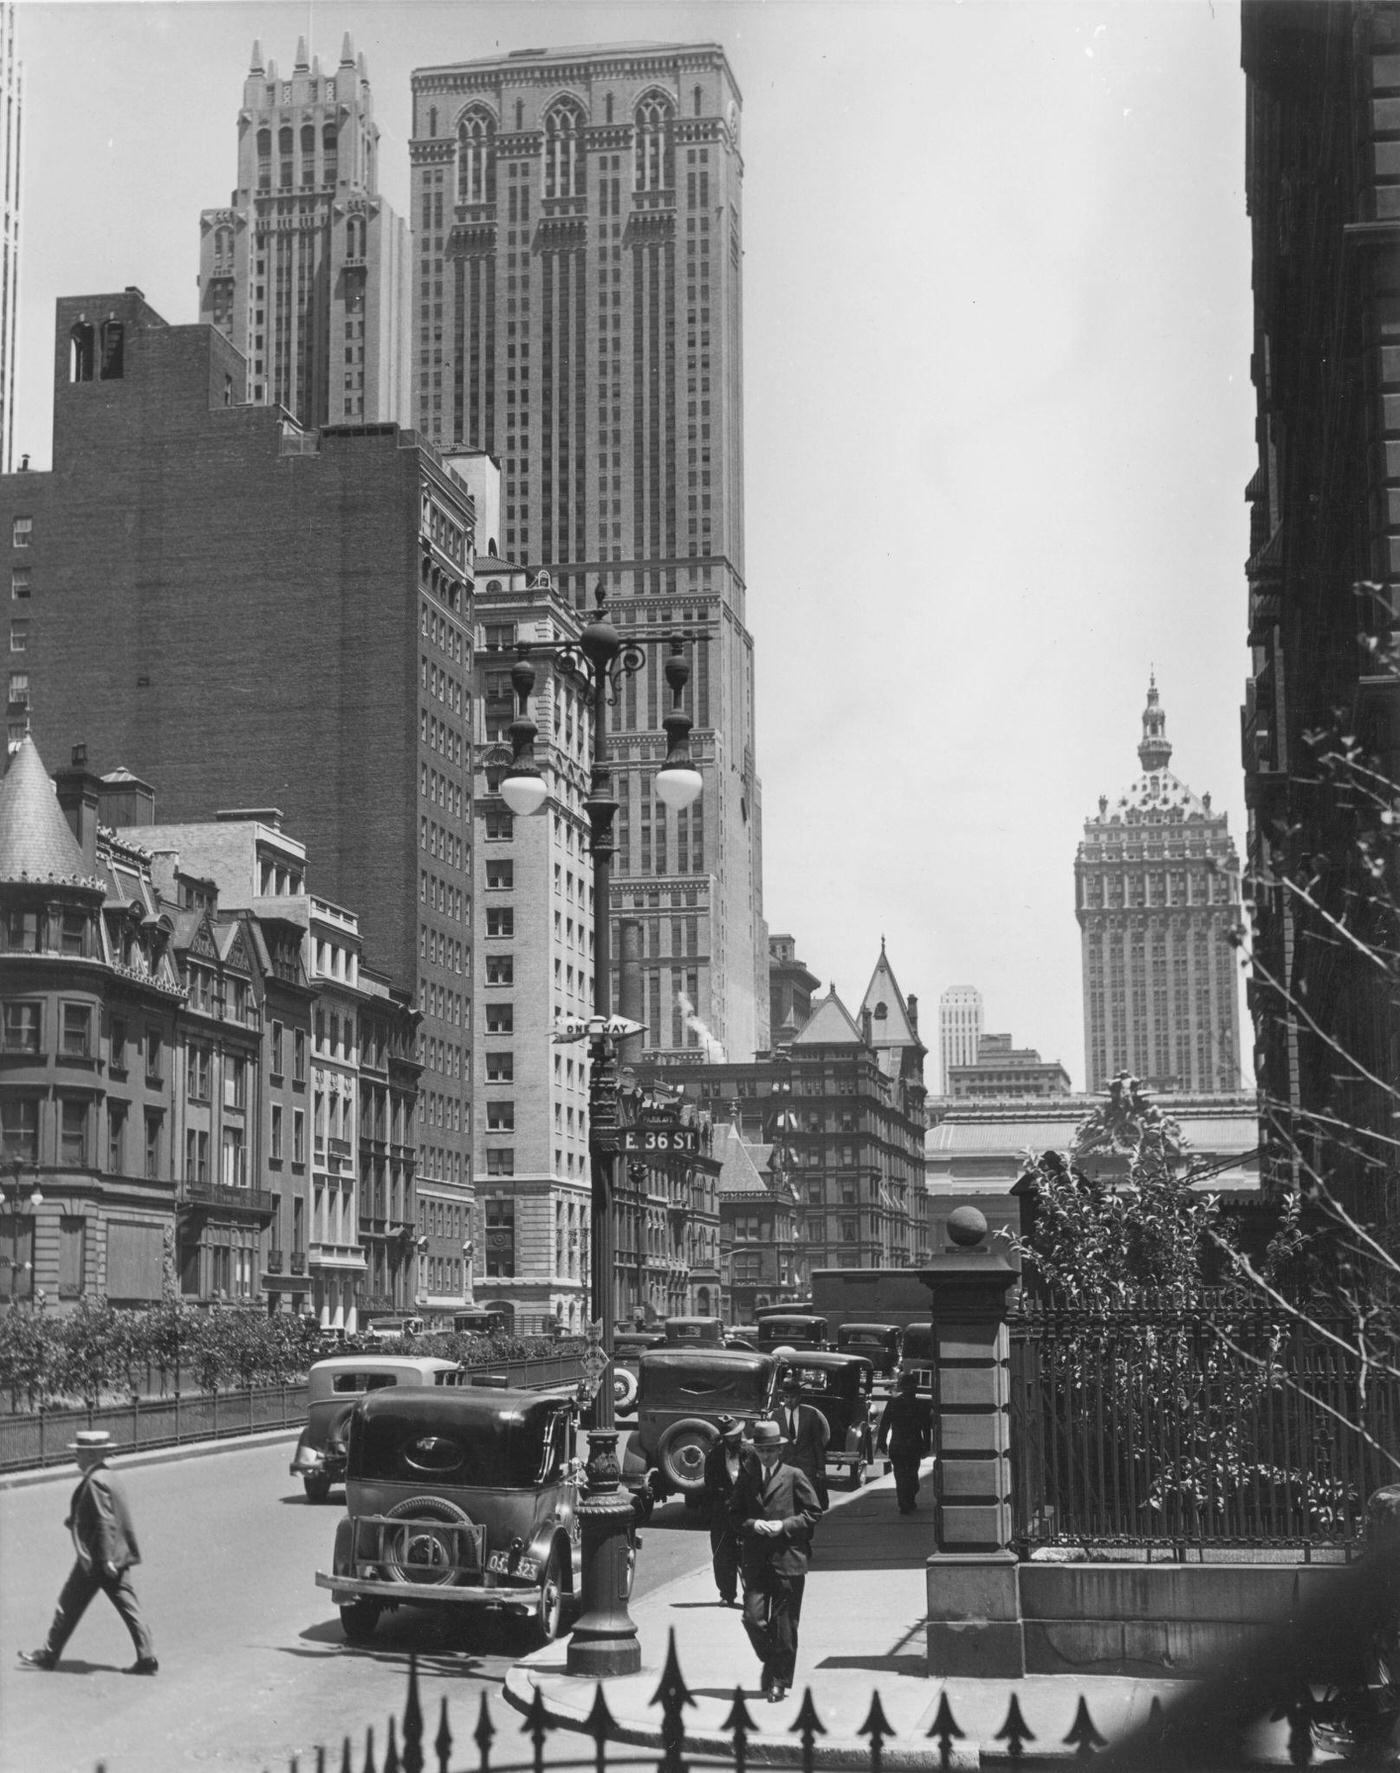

{"left": 19, "top": 1429, "right": 157, "bottom": 1675}
{"left": 728, "top": 1418, "right": 823, "bottom": 1703}
{"left": 876, "top": 1368, "right": 932, "bottom": 1514}
{"left": 771, "top": 1370, "right": 829, "bottom": 1509}
{"left": 700, "top": 1415, "right": 751, "bottom": 1605}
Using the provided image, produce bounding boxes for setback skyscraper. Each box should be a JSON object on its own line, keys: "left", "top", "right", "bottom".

{"left": 938, "top": 986, "right": 984, "bottom": 1095}
{"left": 0, "top": 3, "right": 18, "bottom": 472}
{"left": 408, "top": 43, "right": 767, "bottom": 1060}
{"left": 1076, "top": 680, "right": 1242, "bottom": 1094}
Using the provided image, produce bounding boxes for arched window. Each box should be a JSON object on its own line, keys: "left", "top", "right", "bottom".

{"left": 322, "top": 122, "right": 338, "bottom": 185}
{"left": 214, "top": 224, "right": 233, "bottom": 261}
{"left": 99, "top": 321, "right": 124, "bottom": 380}
{"left": 457, "top": 109, "right": 496, "bottom": 204}
{"left": 256, "top": 127, "right": 271, "bottom": 190}
{"left": 69, "top": 322, "right": 94, "bottom": 383}
{"left": 634, "top": 92, "right": 674, "bottom": 191}
{"left": 278, "top": 125, "right": 294, "bottom": 188}
{"left": 543, "top": 98, "right": 586, "bottom": 199}
{"left": 300, "top": 123, "right": 315, "bottom": 185}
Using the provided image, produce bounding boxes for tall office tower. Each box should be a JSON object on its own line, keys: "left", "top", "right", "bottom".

{"left": 1076, "top": 679, "right": 1242, "bottom": 1095}
{"left": 198, "top": 36, "right": 410, "bottom": 428}
{"left": 0, "top": 3, "right": 19, "bottom": 471}
{"left": 408, "top": 43, "right": 768, "bottom": 1061}
{"left": 1, "top": 291, "right": 476, "bottom": 1317}
{"left": 938, "top": 987, "right": 984, "bottom": 1095}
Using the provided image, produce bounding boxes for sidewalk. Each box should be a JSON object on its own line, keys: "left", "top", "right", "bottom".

{"left": 504, "top": 1467, "right": 1199, "bottom": 1767}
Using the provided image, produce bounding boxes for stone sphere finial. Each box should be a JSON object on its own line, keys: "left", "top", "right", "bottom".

{"left": 946, "top": 1205, "right": 988, "bottom": 1248}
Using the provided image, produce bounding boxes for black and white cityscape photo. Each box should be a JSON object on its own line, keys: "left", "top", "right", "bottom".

{"left": 0, "top": 2, "right": 1397, "bottom": 1768}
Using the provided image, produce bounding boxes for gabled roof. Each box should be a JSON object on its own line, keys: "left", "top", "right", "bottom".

{"left": 859, "top": 941, "right": 920, "bottom": 1051}
{"left": 0, "top": 737, "right": 95, "bottom": 888}
{"left": 792, "top": 987, "right": 864, "bottom": 1048}
{"left": 714, "top": 1120, "right": 771, "bottom": 1196}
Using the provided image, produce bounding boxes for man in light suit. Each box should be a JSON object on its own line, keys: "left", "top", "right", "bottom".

{"left": 728, "top": 1419, "right": 824, "bottom": 1703}
{"left": 18, "top": 1429, "right": 157, "bottom": 1674}
{"left": 770, "top": 1369, "right": 830, "bottom": 1509}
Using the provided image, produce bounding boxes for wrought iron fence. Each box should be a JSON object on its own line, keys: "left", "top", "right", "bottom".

{"left": 1008, "top": 1307, "right": 1400, "bottom": 1554}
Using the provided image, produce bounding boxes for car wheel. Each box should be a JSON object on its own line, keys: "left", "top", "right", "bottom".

{"left": 534, "top": 1544, "right": 566, "bottom": 1644}
{"left": 303, "top": 1472, "right": 332, "bottom": 1504}
{"left": 657, "top": 1418, "right": 718, "bottom": 1496}
{"left": 381, "top": 1495, "right": 473, "bottom": 1586}
{"left": 339, "top": 1599, "right": 380, "bottom": 1644}
{"left": 613, "top": 1368, "right": 639, "bottom": 1412}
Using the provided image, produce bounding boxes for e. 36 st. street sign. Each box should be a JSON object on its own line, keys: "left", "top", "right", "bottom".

{"left": 619, "top": 1124, "right": 702, "bottom": 1156}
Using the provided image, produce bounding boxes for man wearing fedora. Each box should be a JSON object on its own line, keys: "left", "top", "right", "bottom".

{"left": 19, "top": 1429, "right": 157, "bottom": 1675}
{"left": 728, "top": 1418, "right": 823, "bottom": 1703}
{"left": 700, "top": 1415, "right": 752, "bottom": 1606}
{"left": 770, "top": 1370, "right": 830, "bottom": 1509}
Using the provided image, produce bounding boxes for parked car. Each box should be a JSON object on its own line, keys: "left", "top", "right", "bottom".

{"left": 835, "top": 1322, "right": 903, "bottom": 1379}
{"left": 612, "top": 1329, "right": 668, "bottom": 1415}
{"left": 290, "top": 1355, "right": 463, "bottom": 1502}
{"left": 755, "top": 1313, "right": 830, "bottom": 1354}
{"left": 634, "top": 1346, "right": 781, "bottom": 1503}
{"left": 898, "top": 1323, "right": 937, "bottom": 1396}
{"left": 316, "top": 1384, "right": 604, "bottom": 1646}
{"left": 776, "top": 1351, "right": 877, "bottom": 1489}
{"left": 663, "top": 1316, "right": 725, "bottom": 1344}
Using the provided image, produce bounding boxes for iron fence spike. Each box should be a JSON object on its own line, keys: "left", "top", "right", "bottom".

{"left": 584, "top": 1683, "right": 617, "bottom": 1773}
{"left": 995, "top": 1693, "right": 1036, "bottom": 1760}
{"left": 342, "top": 1730, "right": 359, "bottom": 1773}
{"left": 383, "top": 1717, "right": 400, "bottom": 1773}
{"left": 402, "top": 1655, "right": 423, "bottom": 1773}
{"left": 1063, "top": 1695, "right": 1109, "bottom": 1759}
{"left": 858, "top": 1687, "right": 893, "bottom": 1773}
{"left": 789, "top": 1684, "right": 828, "bottom": 1773}
{"left": 927, "top": 1686, "right": 966, "bottom": 1770}
{"left": 520, "top": 1683, "right": 550, "bottom": 1773}
{"left": 720, "top": 1684, "right": 756, "bottom": 1773}
{"left": 469, "top": 1693, "right": 490, "bottom": 1772}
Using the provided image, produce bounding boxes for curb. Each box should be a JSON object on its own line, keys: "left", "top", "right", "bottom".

{"left": 0, "top": 1425, "right": 299, "bottom": 1491}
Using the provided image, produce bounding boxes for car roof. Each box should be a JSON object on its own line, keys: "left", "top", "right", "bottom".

{"left": 308, "top": 1355, "right": 460, "bottom": 1377}
{"left": 779, "top": 1350, "right": 873, "bottom": 1372}
{"left": 841, "top": 1322, "right": 901, "bottom": 1334}
{"left": 357, "top": 1384, "right": 573, "bottom": 1430}
{"left": 641, "top": 1346, "right": 774, "bottom": 1372}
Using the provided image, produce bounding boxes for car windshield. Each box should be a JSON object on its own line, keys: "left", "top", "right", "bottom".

{"left": 350, "top": 1392, "right": 571, "bottom": 1487}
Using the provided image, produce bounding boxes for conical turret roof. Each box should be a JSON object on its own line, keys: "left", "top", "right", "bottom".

{"left": 0, "top": 737, "right": 94, "bottom": 886}
{"left": 792, "top": 986, "right": 864, "bottom": 1047}
{"left": 859, "top": 939, "right": 919, "bottom": 1049}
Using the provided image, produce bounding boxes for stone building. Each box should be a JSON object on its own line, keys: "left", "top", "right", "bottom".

{"left": 1076, "top": 679, "right": 1243, "bottom": 1094}
{"left": 0, "top": 3, "right": 18, "bottom": 473}
{"left": 946, "top": 1033, "right": 1071, "bottom": 1100}
{"left": 198, "top": 36, "right": 410, "bottom": 428}
{"left": 714, "top": 1114, "right": 799, "bottom": 1323}
{"left": 937, "top": 986, "right": 983, "bottom": 1095}
{"left": 1, "top": 290, "right": 474, "bottom": 1304}
{"left": 407, "top": 43, "right": 768, "bottom": 1062}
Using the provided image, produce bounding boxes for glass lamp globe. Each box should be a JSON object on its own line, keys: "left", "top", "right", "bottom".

{"left": 654, "top": 764, "right": 704, "bottom": 811}
{"left": 500, "top": 772, "right": 548, "bottom": 817}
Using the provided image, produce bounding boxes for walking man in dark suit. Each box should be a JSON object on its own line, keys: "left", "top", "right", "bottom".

{"left": 728, "top": 1418, "right": 823, "bottom": 1702}
{"left": 19, "top": 1429, "right": 157, "bottom": 1674}
{"left": 700, "top": 1415, "right": 751, "bottom": 1605}
{"left": 876, "top": 1368, "right": 933, "bottom": 1514}
{"left": 771, "top": 1369, "right": 829, "bottom": 1508}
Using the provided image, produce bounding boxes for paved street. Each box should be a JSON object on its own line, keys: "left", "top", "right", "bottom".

{"left": 0, "top": 1435, "right": 715, "bottom": 1773}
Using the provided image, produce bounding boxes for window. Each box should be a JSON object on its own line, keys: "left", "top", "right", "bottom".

{"left": 485, "top": 1051, "right": 513, "bottom": 1082}
{"left": 59, "top": 1099, "right": 88, "bottom": 1167}
{"left": 144, "top": 1111, "right": 162, "bottom": 1179}
{"left": 293, "top": 1108, "right": 306, "bottom": 1165}
{"left": 188, "top": 1045, "right": 211, "bottom": 1101}
{"left": 58, "top": 1217, "right": 85, "bottom": 1298}
{"left": 271, "top": 1021, "right": 284, "bottom": 1076}
{"left": 271, "top": 1104, "right": 283, "bottom": 1161}
{"left": 486, "top": 860, "right": 513, "bottom": 889}
{"left": 225, "top": 1055, "right": 247, "bottom": 1110}
{"left": 485, "top": 1150, "right": 515, "bottom": 1178}
{"left": 98, "top": 321, "right": 124, "bottom": 379}
{"left": 69, "top": 321, "right": 94, "bottom": 381}
{"left": 1, "top": 1096, "right": 38, "bottom": 1162}
{"left": 485, "top": 1004, "right": 513, "bottom": 1034}
{"left": 485, "top": 1195, "right": 515, "bottom": 1272}
{"left": 486, "top": 1101, "right": 515, "bottom": 1131}
{"left": 107, "top": 1103, "right": 126, "bottom": 1172}
{"left": 10, "top": 619, "right": 27, "bottom": 652}
{"left": 484, "top": 808, "right": 514, "bottom": 839}
{"left": 293, "top": 1029, "right": 307, "bottom": 1082}
{"left": 11, "top": 568, "right": 29, "bottom": 599}
{"left": 59, "top": 910, "right": 87, "bottom": 956}
{"left": 12, "top": 516, "right": 31, "bottom": 548}
{"left": 185, "top": 1129, "right": 209, "bottom": 1184}
{"left": 2, "top": 1001, "right": 39, "bottom": 1052}
{"left": 486, "top": 907, "right": 514, "bottom": 938}
{"left": 486, "top": 955, "right": 513, "bottom": 985}
{"left": 60, "top": 1002, "right": 92, "bottom": 1058}
{"left": 146, "top": 1029, "right": 164, "bottom": 1085}
{"left": 8, "top": 671, "right": 28, "bottom": 708}
{"left": 110, "top": 1017, "right": 127, "bottom": 1074}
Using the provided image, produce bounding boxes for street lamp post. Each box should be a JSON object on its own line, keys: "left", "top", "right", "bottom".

{"left": 499, "top": 585, "right": 703, "bottom": 1677}
{"left": 1, "top": 1159, "right": 43, "bottom": 1306}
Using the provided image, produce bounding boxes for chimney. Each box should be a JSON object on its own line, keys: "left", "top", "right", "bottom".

{"left": 53, "top": 744, "right": 103, "bottom": 869}
{"left": 860, "top": 1006, "right": 873, "bottom": 1047}
{"left": 618, "top": 918, "right": 644, "bottom": 1072}
{"left": 908, "top": 993, "right": 919, "bottom": 1032}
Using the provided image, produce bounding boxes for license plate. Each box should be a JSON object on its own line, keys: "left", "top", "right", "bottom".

{"left": 486, "top": 1551, "right": 511, "bottom": 1574}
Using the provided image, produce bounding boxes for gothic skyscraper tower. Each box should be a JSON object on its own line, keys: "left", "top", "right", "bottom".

{"left": 408, "top": 44, "right": 768, "bottom": 1061}
{"left": 198, "top": 36, "right": 410, "bottom": 429}
{"left": 1076, "top": 680, "right": 1243, "bottom": 1093}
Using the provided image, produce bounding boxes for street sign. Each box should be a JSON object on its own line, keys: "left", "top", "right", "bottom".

{"left": 552, "top": 1014, "right": 647, "bottom": 1044}
{"left": 620, "top": 1124, "right": 702, "bottom": 1156}
{"left": 577, "top": 1341, "right": 611, "bottom": 1400}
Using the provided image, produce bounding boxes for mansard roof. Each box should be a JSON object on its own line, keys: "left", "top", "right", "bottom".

{"left": 0, "top": 737, "right": 98, "bottom": 889}
{"left": 792, "top": 987, "right": 864, "bottom": 1048}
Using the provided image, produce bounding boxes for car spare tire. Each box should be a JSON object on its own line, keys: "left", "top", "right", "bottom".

{"left": 380, "top": 1494, "right": 473, "bottom": 1586}
{"left": 613, "top": 1367, "right": 639, "bottom": 1412}
{"left": 657, "top": 1417, "right": 718, "bottom": 1494}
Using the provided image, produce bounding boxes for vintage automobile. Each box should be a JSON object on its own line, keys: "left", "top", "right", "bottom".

{"left": 835, "top": 1322, "right": 903, "bottom": 1378}
{"left": 316, "top": 1384, "right": 598, "bottom": 1646}
{"left": 289, "top": 1355, "right": 463, "bottom": 1502}
{"left": 755, "top": 1313, "right": 830, "bottom": 1354}
{"left": 777, "top": 1350, "right": 877, "bottom": 1489}
{"left": 898, "top": 1323, "right": 937, "bottom": 1396}
{"left": 663, "top": 1316, "right": 725, "bottom": 1345}
{"left": 634, "top": 1346, "right": 781, "bottom": 1503}
{"left": 611, "top": 1328, "right": 668, "bottom": 1415}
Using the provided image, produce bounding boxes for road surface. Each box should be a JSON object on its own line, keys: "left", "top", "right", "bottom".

{"left": 0, "top": 1432, "right": 714, "bottom": 1773}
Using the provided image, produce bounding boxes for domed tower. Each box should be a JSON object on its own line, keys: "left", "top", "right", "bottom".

{"left": 1075, "top": 679, "right": 1242, "bottom": 1094}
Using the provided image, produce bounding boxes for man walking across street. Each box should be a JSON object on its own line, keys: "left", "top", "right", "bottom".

{"left": 771, "top": 1369, "right": 829, "bottom": 1509}
{"left": 700, "top": 1416, "right": 751, "bottom": 1606}
{"left": 728, "top": 1418, "right": 823, "bottom": 1703}
{"left": 876, "top": 1368, "right": 933, "bottom": 1515}
{"left": 18, "top": 1429, "right": 158, "bottom": 1675}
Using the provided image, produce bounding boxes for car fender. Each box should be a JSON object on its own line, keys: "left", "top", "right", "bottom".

{"left": 524, "top": 1524, "right": 574, "bottom": 1593}
{"left": 331, "top": 1516, "right": 354, "bottom": 1577}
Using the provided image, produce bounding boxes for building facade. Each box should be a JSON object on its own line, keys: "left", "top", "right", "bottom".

{"left": 769, "top": 933, "right": 818, "bottom": 1047}
{"left": 714, "top": 1114, "right": 799, "bottom": 1323}
{"left": 1240, "top": 0, "right": 1400, "bottom": 1224}
{"left": 0, "top": 3, "right": 18, "bottom": 473}
{"left": 198, "top": 36, "right": 410, "bottom": 428}
{"left": 1076, "top": 680, "right": 1243, "bottom": 1095}
{"left": 408, "top": 43, "right": 768, "bottom": 1062}
{"left": 2, "top": 290, "right": 474, "bottom": 1307}
{"left": 937, "top": 986, "right": 983, "bottom": 1095}
{"left": 946, "top": 1033, "right": 1071, "bottom": 1100}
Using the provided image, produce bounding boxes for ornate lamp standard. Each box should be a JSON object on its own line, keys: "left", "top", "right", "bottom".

{"left": 498, "top": 585, "right": 702, "bottom": 1677}
{"left": 1, "top": 1158, "right": 43, "bottom": 1306}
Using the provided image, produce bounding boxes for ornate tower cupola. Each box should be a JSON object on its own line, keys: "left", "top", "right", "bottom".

{"left": 1137, "top": 674, "right": 1173, "bottom": 773}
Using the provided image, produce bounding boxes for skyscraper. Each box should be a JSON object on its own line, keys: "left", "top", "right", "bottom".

{"left": 408, "top": 43, "right": 768, "bottom": 1061}
{"left": 938, "top": 986, "right": 984, "bottom": 1094}
{"left": 198, "top": 36, "right": 410, "bottom": 428}
{"left": 0, "top": 3, "right": 19, "bottom": 472}
{"left": 1076, "top": 680, "right": 1242, "bottom": 1094}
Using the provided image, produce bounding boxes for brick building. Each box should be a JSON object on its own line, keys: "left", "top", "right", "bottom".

{"left": 946, "top": 1033, "right": 1071, "bottom": 1100}
{"left": 1, "top": 290, "right": 473, "bottom": 1308}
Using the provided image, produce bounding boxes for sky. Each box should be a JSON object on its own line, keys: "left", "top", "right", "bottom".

{"left": 11, "top": 0, "right": 1257, "bottom": 1091}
